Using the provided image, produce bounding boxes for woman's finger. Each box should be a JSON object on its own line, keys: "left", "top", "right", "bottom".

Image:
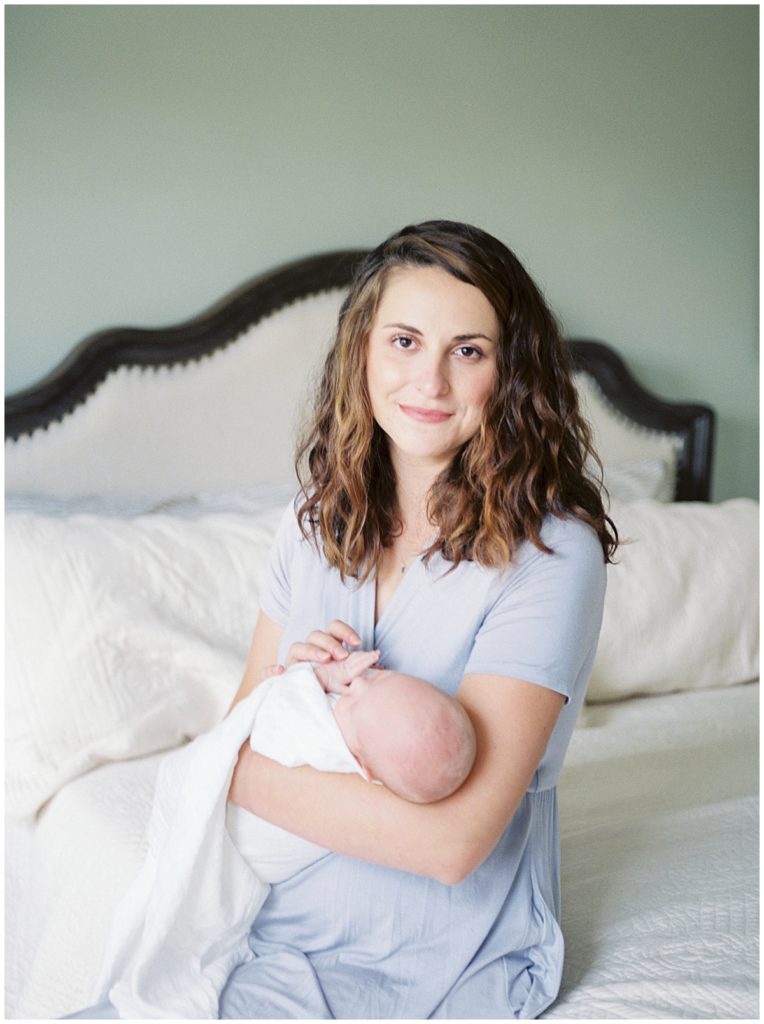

{"left": 305, "top": 630, "right": 349, "bottom": 661}
{"left": 310, "top": 621, "right": 362, "bottom": 659}
{"left": 285, "top": 621, "right": 362, "bottom": 668}
{"left": 325, "top": 620, "right": 362, "bottom": 649}
{"left": 285, "top": 642, "right": 334, "bottom": 667}
{"left": 306, "top": 629, "right": 348, "bottom": 654}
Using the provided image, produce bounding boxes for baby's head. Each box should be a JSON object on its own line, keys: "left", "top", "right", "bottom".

{"left": 333, "top": 670, "right": 476, "bottom": 803}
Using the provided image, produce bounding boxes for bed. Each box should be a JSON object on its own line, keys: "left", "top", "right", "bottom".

{"left": 5, "top": 251, "right": 758, "bottom": 1019}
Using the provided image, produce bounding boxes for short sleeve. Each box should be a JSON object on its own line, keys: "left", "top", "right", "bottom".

{"left": 258, "top": 500, "right": 300, "bottom": 627}
{"left": 463, "top": 517, "right": 607, "bottom": 702}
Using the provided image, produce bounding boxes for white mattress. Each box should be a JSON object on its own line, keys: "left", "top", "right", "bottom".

{"left": 6, "top": 682, "right": 758, "bottom": 1020}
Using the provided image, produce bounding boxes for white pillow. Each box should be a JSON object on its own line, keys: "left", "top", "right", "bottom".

{"left": 5, "top": 506, "right": 283, "bottom": 818}
{"left": 603, "top": 457, "right": 675, "bottom": 502}
{"left": 588, "top": 498, "right": 759, "bottom": 702}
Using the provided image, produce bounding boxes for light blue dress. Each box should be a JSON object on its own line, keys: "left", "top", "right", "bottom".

{"left": 68, "top": 500, "right": 605, "bottom": 1020}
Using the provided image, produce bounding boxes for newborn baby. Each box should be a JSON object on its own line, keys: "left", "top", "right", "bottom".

{"left": 94, "top": 653, "right": 476, "bottom": 1019}
{"left": 298, "top": 650, "right": 475, "bottom": 800}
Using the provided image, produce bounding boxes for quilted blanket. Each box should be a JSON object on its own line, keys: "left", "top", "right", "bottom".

{"left": 545, "top": 684, "right": 759, "bottom": 1018}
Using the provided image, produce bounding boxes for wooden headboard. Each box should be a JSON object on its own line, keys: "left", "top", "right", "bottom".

{"left": 5, "top": 251, "right": 714, "bottom": 503}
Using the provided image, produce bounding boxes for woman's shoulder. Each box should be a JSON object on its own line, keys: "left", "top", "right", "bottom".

{"left": 271, "top": 492, "right": 330, "bottom": 569}
{"left": 443, "top": 513, "right": 605, "bottom": 617}
{"left": 275, "top": 492, "right": 303, "bottom": 532}
{"left": 538, "top": 510, "right": 604, "bottom": 555}
{"left": 493, "top": 512, "right": 606, "bottom": 596}
{"left": 271, "top": 491, "right": 314, "bottom": 538}
{"left": 266, "top": 493, "right": 308, "bottom": 559}
{"left": 497, "top": 511, "right": 604, "bottom": 567}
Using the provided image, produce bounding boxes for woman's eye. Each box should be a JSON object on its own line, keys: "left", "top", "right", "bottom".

{"left": 455, "top": 345, "right": 482, "bottom": 360}
{"left": 392, "top": 335, "right": 416, "bottom": 350}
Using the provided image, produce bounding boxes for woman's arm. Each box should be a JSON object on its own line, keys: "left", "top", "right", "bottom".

{"left": 226, "top": 610, "right": 285, "bottom": 712}
{"left": 228, "top": 673, "right": 565, "bottom": 885}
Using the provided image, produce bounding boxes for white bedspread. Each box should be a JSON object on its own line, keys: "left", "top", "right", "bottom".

{"left": 545, "top": 683, "right": 759, "bottom": 1019}
{"left": 5, "top": 682, "right": 758, "bottom": 1019}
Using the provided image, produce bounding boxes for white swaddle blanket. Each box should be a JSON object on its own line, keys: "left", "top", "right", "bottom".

{"left": 93, "top": 664, "right": 362, "bottom": 1019}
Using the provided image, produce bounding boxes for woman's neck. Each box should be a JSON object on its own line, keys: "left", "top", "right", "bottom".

{"left": 391, "top": 455, "right": 443, "bottom": 542}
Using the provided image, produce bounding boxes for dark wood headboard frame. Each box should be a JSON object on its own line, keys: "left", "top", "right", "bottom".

{"left": 5, "top": 251, "right": 714, "bottom": 501}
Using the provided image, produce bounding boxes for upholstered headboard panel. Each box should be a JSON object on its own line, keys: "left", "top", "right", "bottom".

{"left": 5, "top": 252, "right": 714, "bottom": 503}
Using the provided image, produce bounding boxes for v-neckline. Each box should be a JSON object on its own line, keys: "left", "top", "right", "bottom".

{"left": 366, "top": 529, "right": 439, "bottom": 641}
{"left": 369, "top": 554, "right": 420, "bottom": 638}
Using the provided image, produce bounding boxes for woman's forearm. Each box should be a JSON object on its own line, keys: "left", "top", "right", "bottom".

{"left": 228, "top": 743, "right": 474, "bottom": 884}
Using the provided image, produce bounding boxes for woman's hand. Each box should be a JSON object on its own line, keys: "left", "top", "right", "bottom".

{"left": 284, "top": 619, "right": 362, "bottom": 667}
{"left": 227, "top": 614, "right": 362, "bottom": 714}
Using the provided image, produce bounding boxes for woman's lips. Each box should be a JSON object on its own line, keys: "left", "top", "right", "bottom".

{"left": 399, "top": 404, "right": 454, "bottom": 424}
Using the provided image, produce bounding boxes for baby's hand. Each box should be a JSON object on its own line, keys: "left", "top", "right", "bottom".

{"left": 313, "top": 649, "right": 381, "bottom": 694}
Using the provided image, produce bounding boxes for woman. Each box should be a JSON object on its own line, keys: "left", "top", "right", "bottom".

{"left": 70, "top": 219, "right": 616, "bottom": 1020}
{"left": 222, "top": 221, "right": 616, "bottom": 1019}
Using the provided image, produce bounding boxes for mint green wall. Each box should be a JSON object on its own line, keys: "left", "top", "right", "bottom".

{"left": 6, "top": 5, "right": 758, "bottom": 500}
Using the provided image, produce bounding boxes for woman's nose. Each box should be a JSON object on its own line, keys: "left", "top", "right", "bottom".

{"left": 415, "top": 356, "right": 450, "bottom": 397}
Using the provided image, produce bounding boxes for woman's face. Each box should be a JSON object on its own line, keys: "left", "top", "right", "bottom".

{"left": 366, "top": 266, "right": 499, "bottom": 477}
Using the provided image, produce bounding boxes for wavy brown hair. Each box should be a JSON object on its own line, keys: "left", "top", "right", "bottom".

{"left": 295, "top": 220, "right": 618, "bottom": 581}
